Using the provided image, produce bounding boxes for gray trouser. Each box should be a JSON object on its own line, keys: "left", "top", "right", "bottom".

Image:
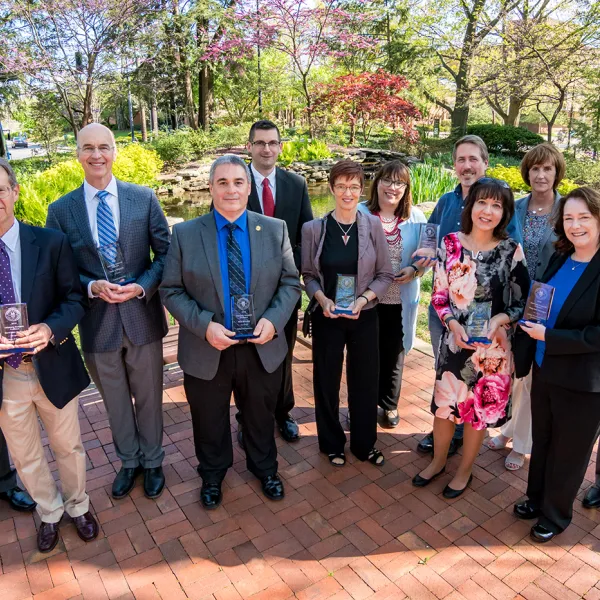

{"left": 0, "top": 428, "right": 16, "bottom": 493}
{"left": 84, "top": 334, "right": 164, "bottom": 469}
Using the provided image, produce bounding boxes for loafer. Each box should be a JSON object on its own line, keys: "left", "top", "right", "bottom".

{"left": 383, "top": 410, "right": 400, "bottom": 429}
{"left": 0, "top": 486, "right": 36, "bottom": 512}
{"left": 261, "top": 474, "right": 285, "bottom": 501}
{"left": 37, "top": 521, "right": 59, "bottom": 553}
{"left": 530, "top": 523, "right": 557, "bottom": 543}
{"left": 412, "top": 466, "right": 445, "bottom": 488}
{"left": 144, "top": 467, "right": 165, "bottom": 499}
{"left": 278, "top": 416, "right": 300, "bottom": 442}
{"left": 72, "top": 512, "right": 99, "bottom": 542}
{"left": 443, "top": 474, "right": 473, "bottom": 499}
{"left": 583, "top": 484, "right": 600, "bottom": 508}
{"left": 416, "top": 433, "right": 463, "bottom": 457}
{"left": 514, "top": 500, "right": 541, "bottom": 520}
{"left": 112, "top": 466, "right": 142, "bottom": 499}
{"left": 237, "top": 428, "right": 246, "bottom": 452}
{"left": 200, "top": 482, "right": 222, "bottom": 510}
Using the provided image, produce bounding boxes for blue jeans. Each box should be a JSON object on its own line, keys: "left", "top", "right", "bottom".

{"left": 428, "top": 304, "right": 464, "bottom": 440}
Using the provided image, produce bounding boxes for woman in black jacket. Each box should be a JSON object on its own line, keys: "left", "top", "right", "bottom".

{"left": 514, "top": 187, "right": 600, "bottom": 543}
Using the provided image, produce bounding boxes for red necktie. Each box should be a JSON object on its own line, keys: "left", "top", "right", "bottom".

{"left": 262, "top": 179, "right": 275, "bottom": 217}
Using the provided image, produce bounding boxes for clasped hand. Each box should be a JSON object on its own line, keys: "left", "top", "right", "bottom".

{"left": 92, "top": 280, "right": 143, "bottom": 303}
{"left": 321, "top": 295, "right": 367, "bottom": 320}
{"left": 449, "top": 314, "right": 509, "bottom": 351}
{"left": 519, "top": 321, "right": 546, "bottom": 341}
{"left": 206, "top": 318, "right": 276, "bottom": 351}
{"left": 0, "top": 323, "right": 53, "bottom": 358}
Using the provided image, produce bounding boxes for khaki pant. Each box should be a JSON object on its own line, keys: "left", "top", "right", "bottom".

{"left": 0, "top": 362, "right": 89, "bottom": 523}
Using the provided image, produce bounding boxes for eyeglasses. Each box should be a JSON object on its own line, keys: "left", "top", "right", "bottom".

{"left": 250, "top": 141, "right": 281, "bottom": 149}
{"left": 78, "top": 145, "right": 115, "bottom": 156}
{"left": 380, "top": 178, "right": 407, "bottom": 189}
{"left": 333, "top": 184, "right": 362, "bottom": 194}
{"left": 476, "top": 177, "right": 510, "bottom": 189}
{"left": 0, "top": 186, "right": 15, "bottom": 199}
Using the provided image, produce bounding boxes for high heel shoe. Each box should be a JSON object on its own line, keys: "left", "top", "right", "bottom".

{"left": 412, "top": 465, "right": 445, "bottom": 488}
{"left": 443, "top": 474, "right": 473, "bottom": 499}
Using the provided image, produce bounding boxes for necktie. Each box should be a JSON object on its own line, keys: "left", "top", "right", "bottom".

{"left": 0, "top": 240, "right": 21, "bottom": 369}
{"left": 226, "top": 223, "right": 246, "bottom": 296}
{"left": 262, "top": 178, "right": 275, "bottom": 217}
{"left": 96, "top": 190, "right": 118, "bottom": 263}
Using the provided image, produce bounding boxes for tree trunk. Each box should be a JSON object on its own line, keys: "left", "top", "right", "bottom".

{"left": 349, "top": 119, "right": 356, "bottom": 145}
{"left": 151, "top": 87, "right": 159, "bottom": 135}
{"left": 139, "top": 99, "right": 148, "bottom": 142}
{"left": 506, "top": 96, "right": 524, "bottom": 126}
{"left": 301, "top": 73, "right": 313, "bottom": 137}
{"left": 451, "top": 104, "right": 470, "bottom": 138}
{"left": 198, "top": 64, "right": 213, "bottom": 131}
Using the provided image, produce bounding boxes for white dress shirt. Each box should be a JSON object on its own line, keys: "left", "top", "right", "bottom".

{"left": 83, "top": 176, "right": 120, "bottom": 245}
{"left": 0, "top": 219, "right": 21, "bottom": 303}
{"left": 250, "top": 164, "right": 276, "bottom": 213}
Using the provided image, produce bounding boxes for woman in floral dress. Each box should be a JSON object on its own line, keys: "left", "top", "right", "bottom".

{"left": 412, "top": 178, "right": 530, "bottom": 498}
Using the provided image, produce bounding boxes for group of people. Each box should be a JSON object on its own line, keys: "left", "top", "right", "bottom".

{"left": 0, "top": 120, "right": 598, "bottom": 555}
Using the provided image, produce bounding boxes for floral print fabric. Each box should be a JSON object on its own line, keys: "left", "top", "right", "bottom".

{"left": 431, "top": 233, "right": 530, "bottom": 430}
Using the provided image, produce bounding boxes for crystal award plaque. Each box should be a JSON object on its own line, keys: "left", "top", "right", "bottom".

{"left": 415, "top": 223, "right": 439, "bottom": 261}
{"left": 518, "top": 282, "right": 554, "bottom": 325}
{"left": 0, "top": 303, "right": 35, "bottom": 354}
{"left": 333, "top": 274, "right": 357, "bottom": 315}
{"left": 231, "top": 294, "right": 258, "bottom": 339}
{"left": 98, "top": 242, "right": 136, "bottom": 285}
{"left": 466, "top": 301, "right": 492, "bottom": 344}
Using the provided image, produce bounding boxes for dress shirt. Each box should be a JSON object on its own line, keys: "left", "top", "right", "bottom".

{"left": 0, "top": 219, "right": 21, "bottom": 303}
{"left": 214, "top": 210, "right": 252, "bottom": 331}
{"left": 251, "top": 164, "right": 277, "bottom": 213}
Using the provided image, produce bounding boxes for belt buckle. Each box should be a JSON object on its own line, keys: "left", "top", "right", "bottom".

{"left": 21, "top": 354, "right": 33, "bottom": 364}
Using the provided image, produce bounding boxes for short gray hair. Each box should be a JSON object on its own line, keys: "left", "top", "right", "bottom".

{"left": 453, "top": 135, "right": 489, "bottom": 164}
{"left": 209, "top": 154, "right": 251, "bottom": 184}
{"left": 0, "top": 158, "right": 18, "bottom": 188}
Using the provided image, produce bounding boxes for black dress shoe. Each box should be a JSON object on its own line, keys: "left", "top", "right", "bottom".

{"left": 37, "top": 521, "right": 59, "bottom": 553}
{"left": 583, "top": 484, "right": 600, "bottom": 508}
{"left": 261, "top": 474, "right": 285, "bottom": 501}
{"left": 514, "top": 500, "right": 541, "bottom": 520}
{"left": 237, "top": 428, "right": 246, "bottom": 452}
{"left": 0, "top": 486, "right": 36, "bottom": 512}
{"left": 417, "top": 433, "right": 463, "bottom": 456}
{"left": 72, "top": 512, "right": 99, "bottom": 542}
{"left": 530, "top": 523, "right": 557, "bottom": 543}
{"left": 443, "top": 474, "right": 473, "bottom": 499}
{"left": 278, "top": 416, "right": 300, "bottom": 442}
{"left": 144, "top": 467, "right": 165, "bottom": 499}
{"left": 112, "top": 466, "right": 142, "bottom": 499}
{"left": 200, "top": 482, "right": 222, "bottom": 510}
{"left": 383, "top": 410, "right": 400, "bottom": 429}
{"left": 412, "top": 466, "right": 445, "bottom": 487}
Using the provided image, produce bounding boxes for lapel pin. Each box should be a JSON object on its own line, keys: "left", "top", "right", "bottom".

{"left": 256, "top": 226, "right": 261, "bottom": 231}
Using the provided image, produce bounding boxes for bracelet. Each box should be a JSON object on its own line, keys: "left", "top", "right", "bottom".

{"left": 408, "top": 264, "right": 419, "bottom": 279}
{"left": 444, "top": 316, "right": 457, "bottom": 327}
{"left": 359, "top": 294, "right": 370, "bottom": 303}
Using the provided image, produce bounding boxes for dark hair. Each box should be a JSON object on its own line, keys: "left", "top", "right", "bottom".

{"left": 520, "top": 143, "right": 566, "bottom": 189}
{"left": 249, "top": 120, "right": 280, "bottom": 142}
{"left": 461, "top": 178, "right": 514, "bottom": 239}
{"left": 329, "top": 160, "right": 365, "bottom": 189}
{"left": 554, "top": 186, "right": 600, "bottom": 254}
{"left": 367, "top": 160, "right": 412, "bottom": 220}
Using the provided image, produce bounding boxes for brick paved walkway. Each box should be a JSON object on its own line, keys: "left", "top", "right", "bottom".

{"left": 2, "top": 344, "right": 600, "bottom": 600}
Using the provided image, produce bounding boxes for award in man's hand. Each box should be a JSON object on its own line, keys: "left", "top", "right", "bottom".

{"left": 519, "top": 282, "right": 554, "bottom": 325}
{"left": 98, "top": 242, "right": 136, "bottom": 285}
{"left": 333, "top": 274, "right": 356, "bottom": 315}
{"left": 415, "top": 223, "right": 439, "bottom": 261}
{"left": 231, "top": 294, "right": 258, "bottom": 339}
{"left": 466, "top": 301, "right": 492, "bottom": 344}
{"left": 0, "top": 303, "right": 35, "bottom": 354}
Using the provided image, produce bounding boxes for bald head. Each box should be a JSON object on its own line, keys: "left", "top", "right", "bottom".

{"left": 77, "top": 123, "right": 117, "bottom": 189}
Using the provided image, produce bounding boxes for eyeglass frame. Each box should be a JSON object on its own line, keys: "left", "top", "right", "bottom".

{"left": 333, "top": 184, "right": 362, "bottom": 194}
{"left": 77, "top": 145, "right": 116, "bottom": 156}
{"left": 249, "top": 140, "right": 281, "bottom": 149}
{"left": 475, "top": 177, "right": 510, "bottom": 189}
{"left": 0, "top": 185, "right": 17, "bottom": 199}
{"left": 379, "top": 177, "right": 408, "bottom": 189}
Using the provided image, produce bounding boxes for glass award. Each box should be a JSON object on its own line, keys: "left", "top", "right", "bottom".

{"left": 0, "top": 303, "right": 35, "bottom": 354}
{"left": 466, "top": 301, "right": 492, "bottom": 344}
{"left": 98, "top": 241, "right": 136, "bottom": 285}
{"left": 519, "top": 282, "right": 554, "bottom": 325}
{"left": 231, "top": 294, "right": 258, "bottom": 339}
{"left": 415, "top": 223, "right": 439, "bottom": 260}
{"left": 333, "top": 274, "right": 356, "bottom": 315}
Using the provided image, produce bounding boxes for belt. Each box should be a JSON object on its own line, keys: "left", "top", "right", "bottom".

{"left": 21, "top": 355, "right": 34, "bottom": 364}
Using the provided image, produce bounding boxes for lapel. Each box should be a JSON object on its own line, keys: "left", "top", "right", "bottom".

{"left": 356, "top": 210, "right": 369, "bottom": 260}
{"left": 538, "top": 191, "right": 561, "bottom": 250}
{"left": 515, "top": 194, "right": 530, "bottom": 231}
{"left": 69, "top": 185, "right": 95, "bottom": 249}
{"left": 247, "top": 211, "right": 264, "bottom": 294}
{"left": 116, "top": 180, "right": 132, "bottom": 245}
{"left": 248, "top": 171, "right": 263, "bottom": 215}
{"left": 18, "top": 222, "right": 39, "bottom": 306}
{"left": 274, "top": 168, "right": 286, "bottom": 220}
{"left": 199, "top": 214, "right": 225, "bottom": 311}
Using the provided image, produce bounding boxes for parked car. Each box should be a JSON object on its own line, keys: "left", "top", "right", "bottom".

{"left": 12, "top": 136, "right": 28, "bottom": 148}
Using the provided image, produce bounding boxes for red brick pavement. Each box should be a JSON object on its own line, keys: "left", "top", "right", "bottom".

{"left": 2, "top": 344, "right": 600, "bottom": 599}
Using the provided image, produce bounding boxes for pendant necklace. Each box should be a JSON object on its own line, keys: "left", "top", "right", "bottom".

{"left": 569, "top": 256, "right": 587, "bottom": 271}
{"left": 333, "top": 212, "right": 355, "bottom": 245}
{"left": 529, "top": 205, "right": 551, "bottom": 215}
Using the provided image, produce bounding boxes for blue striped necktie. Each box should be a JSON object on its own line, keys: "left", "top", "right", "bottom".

{"left": 226, "top": 223, "right": 246, "bottom": 296}
{"left": 96, "top": 190, "right": 118, "bottom": 263}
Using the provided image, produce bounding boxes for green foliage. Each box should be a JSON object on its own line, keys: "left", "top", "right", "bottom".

{"left": 466, "top": 125, "right": 544, "bottom": 158}
{"left": 409, "top": 162, "right": 458, "bottom": 204}
{"left": 278, "top": 139, "right": 331, "bottom": 166}
{"left": 113, "top": 144, "right": 163, "bottom": 185}
{"left": 10, "top": 154, "right": 72, "bottom": 179}
{"left": 210, "top": 124, "right": 251, "bottom": 149}
{"left": 152, "top": 132, "right": 194, "bottom": 165}
{"left": 487, "top": 164, "right": 578, "bottom": 196}
{"left": 565, "top": 156, "right": 600, "bottom": 187}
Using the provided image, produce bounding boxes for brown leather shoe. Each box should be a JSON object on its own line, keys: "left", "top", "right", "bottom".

{"left": 37, "top": 521, "right": 59, "bottom": 553}
{"left": 72, "top": 512, "right": 99, "bottom": 542}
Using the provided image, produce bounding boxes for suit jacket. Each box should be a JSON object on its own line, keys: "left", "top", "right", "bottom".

{"left": 514, "top": 248, "right": 600, "bottom": 392}
{"left": 159, "top": 211, "right": 301, "bottom": 380}
{"left": 0, "top": 223, "right": 90, "bottom": 409}
{"left": 248, "top": 167, "right": 313, "bottom": 270}
{"left": 46, "top": 180, "right": 171, "bottom": 353}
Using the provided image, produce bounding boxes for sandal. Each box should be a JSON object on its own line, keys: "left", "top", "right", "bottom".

{"left": 368, "top": 448, "right": 385, "bottom": 467}
{"left": 328, "top": 453, "right": 346, "bottom": 467}
{"left": 486, "top": 435, "right": 510, "bottom": 451}
{"left": 505, "top": 450, "right": 525, "bottom": 471}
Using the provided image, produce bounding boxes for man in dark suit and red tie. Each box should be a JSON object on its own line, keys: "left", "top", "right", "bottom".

{"left": 236, "top": 120, "right": 313, "bottom": 447}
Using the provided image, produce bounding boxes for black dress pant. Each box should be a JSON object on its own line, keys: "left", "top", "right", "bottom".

{"left": 184, "top": 344, "right": 282, "bottom": 484}
{"left": 527, "top": 365, "right": 600, "bottom": 533}
{"left": 275, "top": 307, "right": 299, "bottom": 422}
{"left": 376, "top": 303, "right": 405, "bottom": 412}
{"left": 312, "top": 307, "right": 379, "bottom": 461}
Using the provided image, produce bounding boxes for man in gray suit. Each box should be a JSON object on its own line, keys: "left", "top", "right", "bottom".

{"left": 160, "top": 154, "right": 300, "bottom": 510}
{"left": 46, "top": 124, "right": 170, "bottom": 500}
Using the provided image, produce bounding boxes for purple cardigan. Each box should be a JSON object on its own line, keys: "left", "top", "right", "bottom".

{"left": 301, "top": 210, "right": 394, "bottom": 309}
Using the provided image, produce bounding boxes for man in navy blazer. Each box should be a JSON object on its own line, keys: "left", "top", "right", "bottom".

{"left": 0, "top": 159, "right": 96, "bottom": 553}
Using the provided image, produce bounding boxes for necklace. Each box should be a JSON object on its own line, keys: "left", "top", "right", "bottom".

{"left": 529, "top": 205, "right": 552, "bottom": 215}
{"left": 568, "top": 256, "right": 588, "bottom": 271}
{"left": 333, "top": 212, "right": 355, "bottom": 245}
{"left": 377, "top": 213, "right": 403, "bottom": 247}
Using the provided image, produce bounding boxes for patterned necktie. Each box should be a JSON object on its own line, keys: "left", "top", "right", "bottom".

{"left": 0, "top": 240, "right": 21, "bottom": 369}
{"left": 96, "top": 190, "right": 118, "bottom": 263}
{"left": 262, "top": 178, "right": 275, "bottom": 217}
{"left": 226, "top": 223, "right": 246, "bottom": 296}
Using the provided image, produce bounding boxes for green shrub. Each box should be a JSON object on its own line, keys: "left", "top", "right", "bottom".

{"left": 278, "top": 138, "right": 331, "bottom": 166}
{"left": 487, "top": 164, "right": 578, "bottom": 196}
{"left": 410, "top": 162, "right": 458, "bottom": 204}
{"left": 565, "top": 156, "right": 600, "bottom": 188}
{"left": 466, "top": 124, "right": 544, "bottom": 158}
{"left": 152, "top": 131, "right": 194, "bottom": 165}
{"left": 188, "top": 130, "right": 210, "bottom": 156}
{"left": 113, "top": 144, "right": 163, "bottom": 186}
{"left": 10, "top": 154, "right": 73, "bottom": 179}
{"left": 210, "top": 124, "right": 251, "bottom": 149}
